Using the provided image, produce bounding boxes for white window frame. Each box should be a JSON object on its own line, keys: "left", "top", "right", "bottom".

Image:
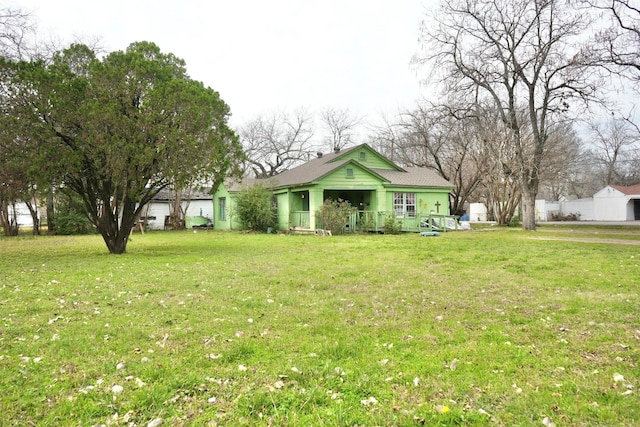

{"left": 394, "top": 192, "right": 416, "bottom": 218}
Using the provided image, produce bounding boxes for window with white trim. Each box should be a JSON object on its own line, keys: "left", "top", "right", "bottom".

{"left": 394, "top": 192, "right": 416, "bottom": 218}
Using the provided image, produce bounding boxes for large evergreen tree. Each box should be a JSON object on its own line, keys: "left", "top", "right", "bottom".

{"left": 3, "top": 41, "right": 243, "bottom": 253}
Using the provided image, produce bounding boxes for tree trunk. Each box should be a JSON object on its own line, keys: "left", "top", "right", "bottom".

{"left": 102, "top": 232, "right": 129, "bottom": 254}
{"left": 46, "top": 190, "right": 55, "bottom": 234}
{"left": 0, "top": 201, "right": 19, "bottom": 236}
{"left": 521, "top": 190, "right": 537, "bottom": 231}
{"left": 25, "top": 199, "right": 40, "bottom": 235}
{"left": 96, "top": 197, "right": 137, "bottom": 254}
{"left": 169, "top": 188, "right": 188, "bottom": 230}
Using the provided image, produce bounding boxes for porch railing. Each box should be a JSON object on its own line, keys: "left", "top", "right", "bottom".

{"left": 289, "top": 210, "right": 459, "bottom": 233}
{"left": 366, "top": 211, "right": 460, "bottom": 232}
{"left": 289, "top": 211, "right": 311, "bottom": 229}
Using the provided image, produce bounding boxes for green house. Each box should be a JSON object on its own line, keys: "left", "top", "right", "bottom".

{"left": 213, "top": 143, "right": 454, "bottom": 232}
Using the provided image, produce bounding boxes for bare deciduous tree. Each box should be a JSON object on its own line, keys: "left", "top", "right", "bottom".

{"left": 585, "top": 1, "right": 640, "bottom": 185}
{"left": 402, "top": 105, "right": 486, "bottom": 216}
{"left": 474, "top": 105, "right": 523, "bottom": 224}
{"left": 0, "top": 5, "right": 37, "bottom": 235}
{"left": 537, "top": 123, "right": 587, "bottom": 201}
{"left": 0, "top": 5, "right": 35, "bottom": 59}
{"left": 588, "top": 115, "right": 640, "bottom": 185}
{"left": 368, "top": 112, "right": 403, "bottom": 162}
{"left": 320, "top": 107, "right": 362, "bottom": 152}
{"left": 240, "top": 108, "right": 315, "bottom": 178}
{"left": 369, "top": 103, "right": 487, "bottom": 217}
{"left": 417, "top": 0, "right": 600, "bottom": 230}
{"left": 587, "top": 0, "right": 640, "bottom": 84}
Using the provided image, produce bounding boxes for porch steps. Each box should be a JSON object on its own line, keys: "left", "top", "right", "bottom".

{"left": 288, "top": 227, "right": 332, "bottom": 236}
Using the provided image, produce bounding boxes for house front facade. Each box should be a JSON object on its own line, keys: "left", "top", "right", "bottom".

{"left": 213, "top": 144, "right": 454, "bottom": 232}
{"left": 140, "top": 188, "right": 214, "bottom": 230}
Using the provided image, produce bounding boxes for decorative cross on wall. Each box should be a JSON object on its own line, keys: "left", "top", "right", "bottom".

{"left": 435, "top": 201, "right": 441, "bottom": 213}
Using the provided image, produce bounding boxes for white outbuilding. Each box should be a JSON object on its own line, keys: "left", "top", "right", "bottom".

{"left": 593, "top": 184, "right": 640, "bottom": 221}
{"left": 140, "top": 187, "right": 214, "bottom": 230}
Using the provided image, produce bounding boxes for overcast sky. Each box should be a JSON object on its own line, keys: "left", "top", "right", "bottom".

{"left": 16, "top": 0, "right": 430, "bottom": 127}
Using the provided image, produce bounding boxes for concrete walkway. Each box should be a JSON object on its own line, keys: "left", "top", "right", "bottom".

{"left": 540, "top": 221, "right": 640, "bottom": 227}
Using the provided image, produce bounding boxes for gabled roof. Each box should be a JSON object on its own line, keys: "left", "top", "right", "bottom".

{"left": 225, "top": 177, "right": 261, "bottom": 192}
{"left": 225, "top": 143, "right": 452, "bottom": 190}
{"left": 373, "top": 167, "right": 453, "bottom": 188}
{"left": 610, "top": 184, "right": 640, "bottom": 196}
{"left": 265, "top": 143, "right": 401, "bottom": 188}
{"left": 268, "top": 157, "right": 351, "bottom": 188}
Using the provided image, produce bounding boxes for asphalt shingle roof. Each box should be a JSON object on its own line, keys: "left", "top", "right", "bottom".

{"left": 153, "top": 187, "right": 212, "bottom": 201}
{"left": 225, "top": 143, "right": 453, "bottom": 190}
{"left": 268, "top": 157, "right": 351, "bottom": 188}
{"left": 373, "top": 167, "right": 453, "bottom": 188}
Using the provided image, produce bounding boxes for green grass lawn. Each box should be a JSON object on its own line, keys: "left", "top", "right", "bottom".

{"left": 1, "top": 228, "right": 638, "bottom": 426}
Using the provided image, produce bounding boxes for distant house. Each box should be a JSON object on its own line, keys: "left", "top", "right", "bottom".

{"left": 593, "top": 184, "right": 640, "bottom": 221}
{"left": 212, "top": 144, "right": 453, "bottom": 232}
{"left": 141, "top": 188, "right": 214, "bottom": 230}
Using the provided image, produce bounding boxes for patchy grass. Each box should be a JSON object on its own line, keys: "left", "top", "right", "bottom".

{"left": 0, "top": 228, "right": 638, "bottom": 426}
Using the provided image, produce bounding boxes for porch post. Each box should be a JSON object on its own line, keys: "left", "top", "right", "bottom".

{"left": 375, "top": 187, "right": 387, "bottom": 231}
{"left": 376, "top": 187, "right": 387, "bottom": 212}
{"left": 308, "top": 188, "right": 323, "bottom": 229}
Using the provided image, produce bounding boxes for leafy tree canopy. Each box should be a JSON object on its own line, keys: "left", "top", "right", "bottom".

{"left": 1, "top": 41, "right": 243, "bottom": 253}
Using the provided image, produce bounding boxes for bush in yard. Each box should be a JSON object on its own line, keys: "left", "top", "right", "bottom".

{"left": 53, "top": 193, "right": 96, "bottom": 235}
{"left": 508, "top": 213, "right": 522, "bottom": 228}
{"left": 358, "top": 212, "right": 376, "bottom": 233}
{"left": 383, "top": 214, "right": 403, "bottom": 234}
{"left": 234, "top": 184, "right": 276, "bottom": 232}
{"left": 317, "top": 199, "right": 356, "bottom": 234}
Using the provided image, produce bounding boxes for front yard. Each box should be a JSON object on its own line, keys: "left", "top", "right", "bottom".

{"left": 0, "top": 227, "right": 638, "bottom": 425}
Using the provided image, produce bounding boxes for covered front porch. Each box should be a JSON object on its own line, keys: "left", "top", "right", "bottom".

{"left": 288, "top": 189, "right": 380, "bottom": 230}
{"left": 287, "top": 189, "right": 379, "bottom": 230}
{"left": 284, "top": 187, "right": 457, "bottom": 233}
{"left": 289, "top": 208, "right": 459, "bottom": 234}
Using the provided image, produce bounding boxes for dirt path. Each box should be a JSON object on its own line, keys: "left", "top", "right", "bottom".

{"left": 534, "top": 225, "right": 640, "bottom": 245}
{"left": 528, "top": 236, "right": 640, "bottom": 245}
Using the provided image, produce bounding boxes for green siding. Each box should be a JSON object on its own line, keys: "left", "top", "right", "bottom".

{"left": 213, "top": 184, "right": 243, "bottom": 230}
{"left": 213, "top": 184, "right": 231, "bottom": 230}
{"left": 214, "top": 182, "right": 452, "bottom": 232}
{"left": 274, "top": 192, "right": 289, "bottom": 230}
{"left": 385, "top": 187, "right": 451, "bottom": 217}
{"left": 333, "top": 146, "right": 399, "bottom": 170}
{"left": 315, "top": 163, "right": 385, "bottom": 190}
